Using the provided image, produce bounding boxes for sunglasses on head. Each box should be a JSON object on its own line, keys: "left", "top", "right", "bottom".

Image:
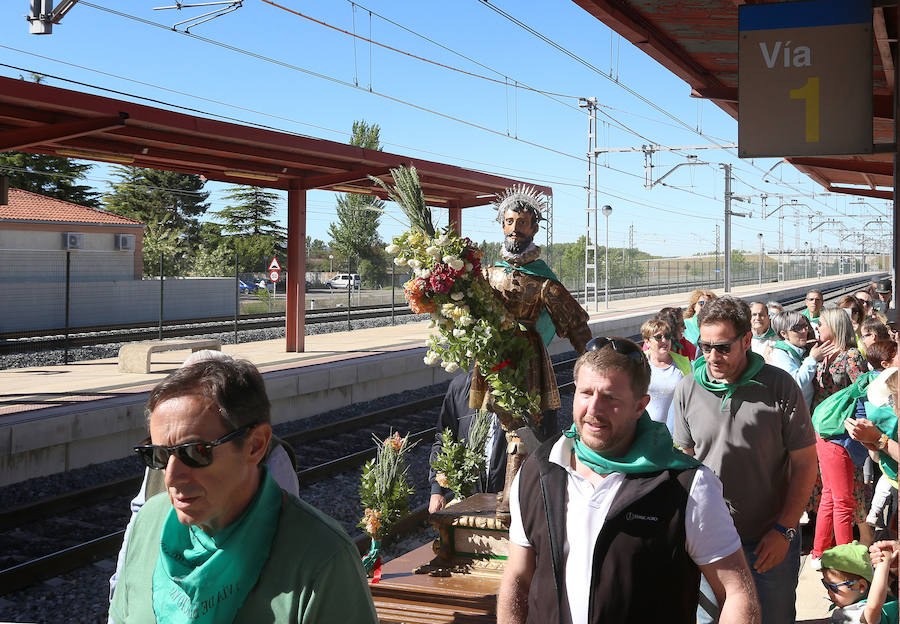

{"left": 586, "top": 336, "right": 643, "bottom": 360}
{"left": 133, "top": 424, "right": 253, "bottom": 470}
{"left": 821, "top": 578, "right": 860, "bottom": 593}
{"left": 697, "top": 335, "right": 744, "bottom": 354}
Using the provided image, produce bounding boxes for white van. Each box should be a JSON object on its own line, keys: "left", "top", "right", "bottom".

{"left": 325, "top": 273, "right": 361, "bottom": 289}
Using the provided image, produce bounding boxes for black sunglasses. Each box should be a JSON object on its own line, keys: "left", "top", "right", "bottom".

{"left": 697, "top": 335, "right": 744, "bottom": 355}
{"left": 133, "top": 425, "right": 253, "bottom": 470}
{"left": 586, "top": 336, "right": 643, "bottom": 360}
{"left": 788, "top": 323, "right": 809, "bottom": 333}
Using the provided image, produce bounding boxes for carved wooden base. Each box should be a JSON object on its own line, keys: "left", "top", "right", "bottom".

{"left": 414, "top": 493, "right": 510, "bottom": 579}
{"left": 371, "top": 543, "right": 498, "bottom": 623}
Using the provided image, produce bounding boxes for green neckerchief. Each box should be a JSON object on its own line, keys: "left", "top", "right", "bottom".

{"left": 692, "top": 350, "right": 766, "bottom": 409}
{"left": 494, "top": 258, "right": 558, "bottom": 346}
{"left": 153, "top": 468, "right": 281, "bottom": 624}
{"left": 753, "top": 327, "right": 777, "bottom": 340}
{"left": 563, "top": 413, "right": 700, "bottom": 475}
{"left": 772, "top": 340, "right": 804, "bottom": 367}
{"left": 669, "top": 351, "right": 691, "bottom": 376}
{"left": 801, "top": 308, "right": 820, "bottom": 322}
{"left": 864, "top": 402, "right": 899, "bottom": 481}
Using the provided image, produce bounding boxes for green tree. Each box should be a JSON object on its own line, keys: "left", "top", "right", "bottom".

{"left": 143, "top": 214, "right": 187, "bottom": 277}
{"left": 327, "top": 120, "right": 384, "bottom": 263}
{"left": 215, "top": 185, "right": 286, "bottom": 272}
{"left": 104, "top": 166, "right": 209, "bottom": 242}
{"left": 0, "top": 151, "right": 100, "bottom": 207}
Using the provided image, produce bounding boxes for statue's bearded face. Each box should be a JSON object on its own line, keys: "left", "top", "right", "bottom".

{"left": 502, "top": 208, "right": 539, "bottom": 254}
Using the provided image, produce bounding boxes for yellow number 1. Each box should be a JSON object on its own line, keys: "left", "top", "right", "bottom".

{"left": 790, "top": 77, "right": 820, "bottom": 142}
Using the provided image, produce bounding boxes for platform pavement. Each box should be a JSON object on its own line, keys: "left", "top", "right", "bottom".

{"left": 0, "top": 272, "right": 877, "bottom": 418}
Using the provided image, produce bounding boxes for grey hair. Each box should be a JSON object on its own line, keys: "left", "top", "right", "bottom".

{"left": 766, "top": 301, "right": 784, "bottom": 313}
{"left": 772, "top": 310, "right": 806, "bottom": 338}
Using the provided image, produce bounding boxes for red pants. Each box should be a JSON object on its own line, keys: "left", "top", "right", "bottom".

{"left": 812, "top": 436, "right": 856, "bottom": 558}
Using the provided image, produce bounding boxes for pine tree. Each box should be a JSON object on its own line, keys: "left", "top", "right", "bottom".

{"left": 0, "top": 151, "right": 99, "bottom": 207}
{"left": 215, "top": 185, "right": 286, "bottom": 272}
{"left": 327, "top": 120, "right": 384, "bottom": 280}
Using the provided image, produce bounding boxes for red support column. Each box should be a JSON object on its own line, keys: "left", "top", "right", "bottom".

{"left": 448, "top": 202, "right": 462, "bottom": 235}
{"left": 285, "top": 182, "right": 307, "bottom": 352}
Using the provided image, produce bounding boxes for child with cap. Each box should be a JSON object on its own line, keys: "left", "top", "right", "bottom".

{"left": 821, "top": 541, "right": 898, "bottom": 623}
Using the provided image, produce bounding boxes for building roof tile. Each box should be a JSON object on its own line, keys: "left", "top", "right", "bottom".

{"left": 0, "top": 188, "right": 144, "bottom": 226}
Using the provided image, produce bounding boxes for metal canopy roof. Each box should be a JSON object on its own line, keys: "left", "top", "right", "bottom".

{"left": 0, "top": 76, "right": 550, "bottom": 206}
{"left": 572, "top": 0, "right": 895, "bottom": 199}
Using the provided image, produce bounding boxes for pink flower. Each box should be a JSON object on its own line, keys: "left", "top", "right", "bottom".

{"left": 429, "top": 266, "right": 455, "bottom": 294}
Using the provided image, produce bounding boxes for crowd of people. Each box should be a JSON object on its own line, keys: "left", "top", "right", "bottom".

{"left": 106, "top": 274, "right": 899, "bottom": 624}
{"left": 500, "top": 278, "right": 899, "bottom": 624}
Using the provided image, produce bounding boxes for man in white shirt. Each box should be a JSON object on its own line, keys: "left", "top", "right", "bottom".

{"left": 498, "top": 337, "right": 759, "bottom": 624}
{"left": 750, "top": 301, "right": 778, "bottom": 356}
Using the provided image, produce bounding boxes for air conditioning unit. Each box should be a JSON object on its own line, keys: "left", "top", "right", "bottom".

{"left": 116, "top": 233, "right": 135, "bottom": 251}
{"left": 64, "top": 232, "right": 84, "bottom": 250}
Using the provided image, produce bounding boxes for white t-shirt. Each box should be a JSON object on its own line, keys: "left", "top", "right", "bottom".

{"left": 647, "top": 361, "right": 684, "bottom": 433}
{"left": 508, "top": 436, "right": 741, "bottom": 624}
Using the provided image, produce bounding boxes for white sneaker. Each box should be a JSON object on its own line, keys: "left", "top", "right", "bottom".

{"left": 808, "top": 555, "right": 822, "bottom": 571}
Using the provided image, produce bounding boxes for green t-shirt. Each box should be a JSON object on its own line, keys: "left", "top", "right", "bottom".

{"left": 109, "top": 492, "right": 378, "bottom": 623}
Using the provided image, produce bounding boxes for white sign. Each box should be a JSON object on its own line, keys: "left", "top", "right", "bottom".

{"left": 268, "top": 256, "right": 281, "bottom": 271}
{"left": 269, "top": 270, "right": 280, "bottom": 282}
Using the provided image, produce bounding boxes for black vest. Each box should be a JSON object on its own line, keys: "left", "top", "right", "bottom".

{"left": 518, "top": 434, "right": 700, "bottom": 624}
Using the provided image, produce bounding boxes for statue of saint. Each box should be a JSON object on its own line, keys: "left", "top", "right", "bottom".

{"left": 470, "top": 186, "right": 593, "bottom": 505}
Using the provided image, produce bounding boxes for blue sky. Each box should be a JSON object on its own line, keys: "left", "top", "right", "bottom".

{"left": 1, "top": 0, "right": 889, "bottom": 257}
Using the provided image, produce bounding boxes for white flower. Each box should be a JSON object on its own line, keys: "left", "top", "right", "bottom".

{"left": 436, "top": 233, "right": 451, "bottom": 247}
{"left": 464, "top": 262, "right": 473, "bottom": 272}
{"left": 394, "top": 257, "right": 407, "bottom": 266}
{"left": 465, "top": 350, "right": 473, "bottom": 357}
{"left": 423, "top": 352, "right": 440, "bottom": 366}
{"left": 450, "top": 291, "right": 464, "bottom": 301}
{"left": 426, "top": 246, "right": 442, "bottom": 258}
{"left": 458, "top": 315, "right": 474, "bottom": 327}
{"left": 445, "top": 362, "right": 460, "bottom": 373}
{"left": 408, "top": 258, "right": 422, "bottom": 270}
{"left": 453, "top": 328, "right": 466, "bottom": 338}
{"left": 385, "top": 244, "right": 399, "bottom": 254}
{"left": 418, "top": 269, "right": 431, "bottom": 279}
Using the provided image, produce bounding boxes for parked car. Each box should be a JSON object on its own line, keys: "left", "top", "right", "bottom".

{"left": 238, "top": 279, "right": 259, "bottom": 294}
{"left": 325, "top": 273, "right": 361, "bottom": 289}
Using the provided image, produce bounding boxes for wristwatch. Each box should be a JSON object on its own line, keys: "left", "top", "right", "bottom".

{"left": 773, "top": 524, "right": 797, "bottom": 542}
{"left": 876, "top": 433, "right": 889, "bottom": 451}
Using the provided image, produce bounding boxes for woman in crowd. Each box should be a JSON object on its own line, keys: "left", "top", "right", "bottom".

{"left": 862, "top": 318, "right": 892, "bottom": 355}
{"left": 682, "top": 289, "right": 715, "bottom": 346}
{"left": 839, "top": 295, "right": 868, "bottom": 357}
{"left": 641, "top": 318, "right": 689, "bottom": 434}
{"left": 768, "top": 310, "right": 827, "bottom": 408}
{"left": 767, "top": 300, "right": 784, "bottom": 318}
{"left": 655, "top": 306, "right": 697, "bottom": 360}
{"left": 810, "top": 307, "right": 872, "bottom": 567}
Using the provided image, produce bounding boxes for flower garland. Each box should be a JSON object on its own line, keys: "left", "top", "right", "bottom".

{"left": 358, "top": 431, "right": 416, "bottom": 581}
{"left": 430, "top": 409, "right": 494, "bottom": 501}
{"left": 387, "top": 227, "right": 540, "bottom": 418}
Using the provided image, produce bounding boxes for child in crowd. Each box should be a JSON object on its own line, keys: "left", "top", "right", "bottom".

{"left": 821, "top": 541, "right": 898, "bottom": 623}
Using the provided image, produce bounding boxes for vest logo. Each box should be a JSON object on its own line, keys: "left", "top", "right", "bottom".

{"left": 625, "top": 512, "right": 658, "bottom": 522}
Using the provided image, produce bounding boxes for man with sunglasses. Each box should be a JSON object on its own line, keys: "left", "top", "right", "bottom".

{"left": 499, "top": 337, "right": 759, "bottom": 624}
{"left": 109, "top": 358, "right": 378, "bottom": 623}
{"left": 803, "top": 290, "right": 825, "bottom": 327}
{"left": 673, "top": 296, "right": 818, "bottom": 624}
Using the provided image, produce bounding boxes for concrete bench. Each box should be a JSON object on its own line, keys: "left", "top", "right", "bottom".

{"left": 117, "top": 339, "right": 222, "bottom": 374}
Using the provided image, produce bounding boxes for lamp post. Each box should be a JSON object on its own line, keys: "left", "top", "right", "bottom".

{"left": 329, "top": 254, "right": 334, "bottom": 272}
{"left": 758, "top": 233, "right": 763, "bottom": 285}
{"left": 601, "top": 204, "right": 613, "bottom": 308}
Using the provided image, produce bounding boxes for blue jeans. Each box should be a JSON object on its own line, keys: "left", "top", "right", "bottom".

{"left": 697, "top": 529, "right": 801, "bottom": 624}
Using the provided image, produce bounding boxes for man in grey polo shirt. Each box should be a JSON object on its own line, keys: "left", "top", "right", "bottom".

{"left": 673, "top": 296, "right": 818, "bottom": 624}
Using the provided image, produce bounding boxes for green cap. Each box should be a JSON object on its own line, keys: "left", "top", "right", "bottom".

{"left": 821, "top": 541, "right": 873, "bottom": 582}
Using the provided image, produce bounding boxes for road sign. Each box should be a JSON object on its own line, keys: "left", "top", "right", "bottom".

{"left": 268, "top": 256, "right": 281, "bottom": 271}
{"left": 738, "top": 0, "right": 872, "bottom": 157}
{"left": 269, "top": 270, "right": 280, "bottom": 282}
